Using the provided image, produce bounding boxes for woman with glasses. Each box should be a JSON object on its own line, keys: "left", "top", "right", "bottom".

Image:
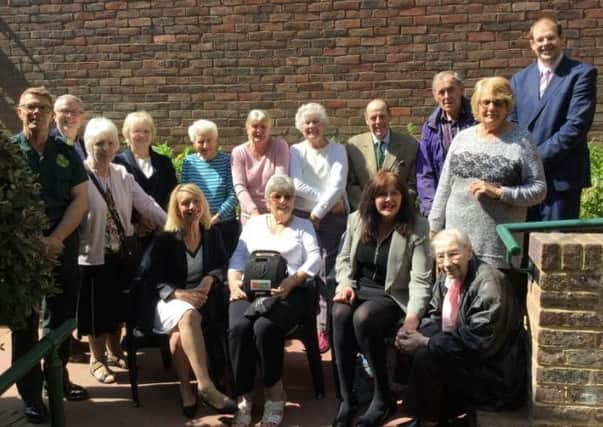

{"left": 332, "top": 170, "right": 433, "bottom": 427}
{"left": 428, "top": 76, "right": 546, "bottom": 274}
{"left": 227, "top": 175, "right": 321, "bottom": 427}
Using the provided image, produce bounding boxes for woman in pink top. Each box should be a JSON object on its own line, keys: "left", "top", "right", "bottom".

{"left": 231, "top": 109, "right": 290, "bottom": 224}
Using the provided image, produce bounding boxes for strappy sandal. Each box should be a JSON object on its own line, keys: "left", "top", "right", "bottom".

{"left": 106, "top": 353, "right": 127, "bottom": 369}
{"left": 259, "top": 393, "right": 286, "bottom": 427}
{"left": 89, "top": 360, "right": 115, "bottom": 384}
{"left": 232, "top": 399, "right": 253, "bottom": 427}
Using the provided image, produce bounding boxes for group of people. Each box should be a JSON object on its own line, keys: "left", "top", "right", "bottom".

{"left": 7, "top": 13, "right": 596, "bottom": 427}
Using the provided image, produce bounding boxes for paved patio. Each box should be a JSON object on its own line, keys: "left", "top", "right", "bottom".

{"left": 1, "top": 327, "right": 528, "bottom": 426}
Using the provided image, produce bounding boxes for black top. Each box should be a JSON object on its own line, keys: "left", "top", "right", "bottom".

{"left": 113, "top": 148, "right": 177, "bottom": 210}
{"left": 354, "top": 232, "right": 393, "bottom": 300}
{"left": 12, "top": 132, "right": 88, "bottom": 229}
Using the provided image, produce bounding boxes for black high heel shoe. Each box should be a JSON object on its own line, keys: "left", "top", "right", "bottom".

{"left": 355, "top": 400, "right": 397, "bottom": 427}
{"left": 198, "top": 386, "right": 237, "bottom": 414}
{"left": 332, "top": 401, "right": 357, "bottom": 427}
{"left": 179, "top": 392, "right": 198, "bottom": 418}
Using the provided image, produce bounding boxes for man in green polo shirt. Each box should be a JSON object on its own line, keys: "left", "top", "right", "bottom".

{"left": 11, "top": 86, "right": 89, "bottom": 423}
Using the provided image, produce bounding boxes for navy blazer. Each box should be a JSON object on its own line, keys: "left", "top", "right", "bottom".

{"left": 137, "top": 228, "right": 228, "bottom": 332}
{"left": 509, "top": 55, "right": 597, "bottom": 191}
{"left": 114, "top": 148, "right": 178, "bottom": 209}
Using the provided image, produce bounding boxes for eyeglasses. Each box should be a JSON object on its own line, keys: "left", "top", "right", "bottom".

{"left": 479, "top": 99, "right": 506, "bottom": 108}
{"left": 270, "top": 193, "right": 293, "bottom": 202}
{"left": 19, "top": 104, "right": 52, "bottom": 114}
{"left": 56, "top": 109, "right": 82, "bottom": 116}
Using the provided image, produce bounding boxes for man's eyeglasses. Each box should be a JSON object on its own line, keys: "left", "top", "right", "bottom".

{"left": 19, "top": 104, "right": 52, "bottom": 114}
{"left": 56, "top": 109, "right": 82, "bottom": 116}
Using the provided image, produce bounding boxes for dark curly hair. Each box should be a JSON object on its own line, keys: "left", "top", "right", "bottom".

{"left": 358, "top": 170, "right": 415, "bottom": 242}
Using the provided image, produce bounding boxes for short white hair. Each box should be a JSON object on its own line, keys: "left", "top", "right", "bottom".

{"left": 188, "top": 119, "right": 218, "bottom": 142}
{"left": 54, "top": 94, "right": 83, "bottom": 111}
{"left": 83, "top": 117, "right": 119, "bottom": 154}
{"left": 264, "top": 175, "right": 295, "bottom": 202}
{"left": 294, "top": 102, "right": 329, "bottom": 132}
{"left": 431, "top": 228, "right": 472, "bottom": 254}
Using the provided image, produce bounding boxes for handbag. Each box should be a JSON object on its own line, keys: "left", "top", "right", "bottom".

{"left": 87, "top": 170, "right": 143, "bottom": 281}
{"left": 242, "top": 250, "right": 288, "bottom": 300}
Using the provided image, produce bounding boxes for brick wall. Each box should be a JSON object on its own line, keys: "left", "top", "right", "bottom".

{"left": 527, "top": 232, "right": 603, "bottom": 426}
{"left": 0, "top": 1, "right": 601, "bottom": 149}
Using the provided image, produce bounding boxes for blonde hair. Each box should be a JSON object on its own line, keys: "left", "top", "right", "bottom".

{"left": 122, "top": 111, "right": 156, "bottom": 144}
{"left": 470, "top": 76, "right": 514, "bottom": 120}
{"left": 164, "top": 184, "right": 212, "bottom": 232}
{"left": 19, "top": 86, "right": 53, "bottom": 107}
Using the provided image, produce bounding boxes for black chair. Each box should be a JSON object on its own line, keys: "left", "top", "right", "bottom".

{"left": 124, "top": 242, "right": 172, "bottom": 407}
{"left": 285, "top": 277, "right": 325, "bottom": 399}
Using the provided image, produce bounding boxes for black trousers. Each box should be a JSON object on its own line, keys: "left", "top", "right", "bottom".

{"left": 12, "top": 231, "right": 80, "bottom": 402}
{"left": 403, "top": 347, "right": 472, "bottom": 423}
{"left": 227, "top": 288, "right": 305, "bottom": 396}
{"left": 214, "top": 218, "right": 241, "bottom": 259}
{"left": 332, "top": 296, "right": 403, "bottom": 405}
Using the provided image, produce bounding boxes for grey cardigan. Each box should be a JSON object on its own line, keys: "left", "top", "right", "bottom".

{"left": 335, "top": 211, "right": 433, "bottom": 317}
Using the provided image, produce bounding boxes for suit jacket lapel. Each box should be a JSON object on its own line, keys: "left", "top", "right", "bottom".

{"left": 123, "top": 149, "right": 149, "bottom": 184}
{"left": 360, "top": 134, "right": 378, "bottom": 175}
{"left": 383, "top": 132, "right": 406, "bottom": 172}
{"left": 384, "top": 231, "right": 406, "bottom": 291}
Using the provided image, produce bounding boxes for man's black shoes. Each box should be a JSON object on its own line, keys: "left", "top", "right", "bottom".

{"left": 64, "top": 382, "right": 89, "bottom": 401}
{"left": 24, "top": 400, "right": 48, "bottom": 424}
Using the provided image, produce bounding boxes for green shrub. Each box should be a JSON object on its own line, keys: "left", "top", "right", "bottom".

{"left": 580, "top": 141, "right": 603, "bottom": 218}
{"left": 0, "top": 132, "right": 58, "bottom": 329}
{"left": 152, "top": 142, "right": 192, "bottom": 181}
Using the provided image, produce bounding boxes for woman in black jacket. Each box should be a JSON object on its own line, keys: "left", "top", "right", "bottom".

{"left": 113, "top": 111, "right": 178, "bottom": 246}
{"left": 147, "top": 183, "right": 236, "bottom": 418}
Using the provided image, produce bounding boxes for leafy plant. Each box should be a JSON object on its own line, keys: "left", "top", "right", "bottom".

{"left": 152, "top": 142, "right": 192, "bottom": 181}
{"left": 580, "top": 140, "right": 603, "bottom": 218}
{"left": 0, "top": 131, "right": 58, "bottom": 329}
{"left": 406, "top": 121, "right": 419, "bottom": 139}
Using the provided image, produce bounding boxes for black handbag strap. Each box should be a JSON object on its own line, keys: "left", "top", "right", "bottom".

{"left": 87, "top": 169, "right": 128, "bottom": 242}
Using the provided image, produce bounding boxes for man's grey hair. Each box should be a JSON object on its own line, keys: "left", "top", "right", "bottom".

{"left": 432, "top": 71, "right": 464, "bottom": 92}
{"left": 54, "top": 94, "right": 83, "bottom": 111}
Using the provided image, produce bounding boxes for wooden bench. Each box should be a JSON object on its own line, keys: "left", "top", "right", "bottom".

{"left": 0, "top": 319, "right": 75, "bottom": 427}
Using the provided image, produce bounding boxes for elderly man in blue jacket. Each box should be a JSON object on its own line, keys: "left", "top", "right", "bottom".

{"left": 415, "top": 71, "right": 476, "bottom": 217}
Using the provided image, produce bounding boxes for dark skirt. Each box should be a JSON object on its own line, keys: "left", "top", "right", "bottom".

{"left": 77, "top": 253, "right": 126, "bottom": 337}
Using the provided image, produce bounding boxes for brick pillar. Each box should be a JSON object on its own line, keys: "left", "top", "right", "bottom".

{"left": 527, "top": 233, "right": 603, "bottom": 426}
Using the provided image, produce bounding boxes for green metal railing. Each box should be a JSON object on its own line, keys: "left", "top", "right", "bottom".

{"left": 0, "top": 318, "right": 76, "bottom": 427}
{"left": 496, "top": 218, "right": 603, "bottom": 270}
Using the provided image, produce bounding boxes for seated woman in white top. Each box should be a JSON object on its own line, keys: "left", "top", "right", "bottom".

{"left": 227, "top": 175, "right": 321, "bottom": 427}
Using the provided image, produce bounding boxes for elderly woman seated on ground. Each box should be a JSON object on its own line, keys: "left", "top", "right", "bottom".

{"left": 227, "top": 174, "right": 321, "bottom": 427}
{"left": 395, "top": 229, "right": 527, "bottom": 427}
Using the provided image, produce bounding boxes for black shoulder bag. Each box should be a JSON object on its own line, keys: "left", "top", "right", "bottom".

{"left": 87, "top": 170, "right": 143, "bottom": 282}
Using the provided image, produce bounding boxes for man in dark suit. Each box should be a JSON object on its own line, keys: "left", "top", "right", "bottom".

{"left": 51, "top": 94, "right": 87, "bottom": 161}
{"left": 346, "top": 98, "right": 418, "bottom": 211}
{"left": 509, "top": 15, "right": 597, "bottom": 220}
